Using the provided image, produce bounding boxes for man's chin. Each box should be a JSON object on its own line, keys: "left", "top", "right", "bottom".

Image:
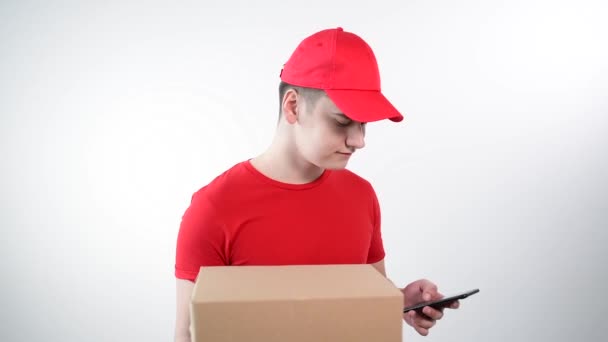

{"left": 321, "top": 160, "right": 349, "bottom": 171}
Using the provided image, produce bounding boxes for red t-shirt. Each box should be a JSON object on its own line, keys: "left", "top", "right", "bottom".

{"left": 174, "top": 160, "right": 385, "bottom": 282}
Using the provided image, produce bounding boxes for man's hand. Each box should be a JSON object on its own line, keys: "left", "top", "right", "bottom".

{"left": 401, "top": 279, "right": 460, "bottom": 336}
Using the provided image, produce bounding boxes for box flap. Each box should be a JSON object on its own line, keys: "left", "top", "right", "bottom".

{"left": 192, "top": 264, "right": 402, "bottom": 303}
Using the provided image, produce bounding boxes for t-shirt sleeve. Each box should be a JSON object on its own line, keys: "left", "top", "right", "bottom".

{"left": 175, "top": 190, "right": 228, "bottom": 282}
{"left": 367, "top": 185, "right": 386, "bottom": 264}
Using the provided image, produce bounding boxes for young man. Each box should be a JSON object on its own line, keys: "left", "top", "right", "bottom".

{"left": 174, "top": 27, "right": 459, "bottom": 342}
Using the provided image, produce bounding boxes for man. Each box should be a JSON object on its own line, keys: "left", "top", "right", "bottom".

{"left": 174, "top": 27, "right": 459, "bottom": 342}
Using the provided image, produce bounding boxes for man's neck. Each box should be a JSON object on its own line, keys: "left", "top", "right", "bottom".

{"left": 250, "top": 139, "right": 325, "bottom": 185}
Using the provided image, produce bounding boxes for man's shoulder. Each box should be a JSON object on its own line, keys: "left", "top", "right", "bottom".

{"left": 336, "top": 168, "right": 371, "bottom": 182}
{"left": 331, "top": 168, "right": 376, "bottom": 192}
{"left": 191, "top": 160, "right": 251, "bottom": 199}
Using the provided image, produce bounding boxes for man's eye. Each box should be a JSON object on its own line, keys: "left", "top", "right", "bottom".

{"left": 336, "top": 120, "right": 351, "bottom": 127}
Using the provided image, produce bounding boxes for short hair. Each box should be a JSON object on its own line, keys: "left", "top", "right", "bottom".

{"left": 278, "top": 81, "right": 325, "bottom": 119}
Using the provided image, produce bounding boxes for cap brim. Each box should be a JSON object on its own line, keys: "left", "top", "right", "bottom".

{"left": 324, "top": 89, "right": 404, "bottom": 123}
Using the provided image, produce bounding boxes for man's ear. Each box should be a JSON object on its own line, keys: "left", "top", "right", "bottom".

{"left": 281, "top": 89, "right": 299, "bottom": 124}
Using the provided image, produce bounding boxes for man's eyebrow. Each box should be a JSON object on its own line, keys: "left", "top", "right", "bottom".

{"left": 331, "top": 112, "right": 350, "bottom": 119}
{"left": 330, "top": 112, "right": 367, "bottom": 124}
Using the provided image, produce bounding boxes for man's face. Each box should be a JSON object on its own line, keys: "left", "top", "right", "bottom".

{"left": 293, "top": 94, "right": 367, "bottom": 170}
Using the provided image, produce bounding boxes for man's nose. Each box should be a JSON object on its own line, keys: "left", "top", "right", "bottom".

{"left": 346, "top": 123, "right": 366, "bottom": 149}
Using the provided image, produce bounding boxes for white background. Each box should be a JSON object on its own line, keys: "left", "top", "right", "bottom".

{"left": 1, "top": 1, "right": 607, "bottom": 341}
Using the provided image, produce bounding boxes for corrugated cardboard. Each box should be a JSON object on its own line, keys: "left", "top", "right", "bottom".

{"left": 190, "top": 264, "right": 404, "bottom": 342}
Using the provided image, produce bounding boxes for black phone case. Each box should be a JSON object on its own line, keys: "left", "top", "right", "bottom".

{"left": 403, "top": 288, "right": 479, "bottom": 313}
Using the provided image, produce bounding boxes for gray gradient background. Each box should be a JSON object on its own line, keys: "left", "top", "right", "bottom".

{"left": 1, "top": 0, "right": 607, "bottom": 341}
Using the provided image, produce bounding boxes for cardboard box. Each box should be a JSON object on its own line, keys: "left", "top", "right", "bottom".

{"left": 190, "top": 264, "right": 404, "bottom": 342}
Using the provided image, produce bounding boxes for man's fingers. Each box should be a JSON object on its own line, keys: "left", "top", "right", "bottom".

{"left": 420, "top": 281, "right": 439, "bottom": 301}
{"left": 422, "top": 306, "right": 444, "bottom": 320}
{"left": 408, "top": 311, "right": 417, "bottom": 324}
{"left": 416, "top": 317, "right": 436, "bottom": 329}
{"left": 449, "top": 300, "right": 460, "bottom": 309}
{"left": 415, "top": 326, "right": 429, "bottom": 336}
{"left": 408, "top": 310, "right": 436, "bottom": 331}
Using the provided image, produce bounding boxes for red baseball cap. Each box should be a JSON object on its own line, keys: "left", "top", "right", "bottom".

{"left": 280, "top": 27, "right": 403, "bottom": 123}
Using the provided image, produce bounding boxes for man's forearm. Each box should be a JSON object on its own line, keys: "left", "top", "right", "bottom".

{"left": 175, "top": 332, "right": 190, "bottom": 342}
{"left": 175, "top": 325, "right": 191, "bottom": 342}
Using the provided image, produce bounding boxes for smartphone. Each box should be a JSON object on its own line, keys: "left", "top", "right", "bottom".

{"left": 403, "top": 288, "right": 479, "bottom": 313}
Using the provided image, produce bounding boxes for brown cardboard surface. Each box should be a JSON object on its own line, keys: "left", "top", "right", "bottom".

{"left": 190, "top": 264, "right": 404, "bottom": 342}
